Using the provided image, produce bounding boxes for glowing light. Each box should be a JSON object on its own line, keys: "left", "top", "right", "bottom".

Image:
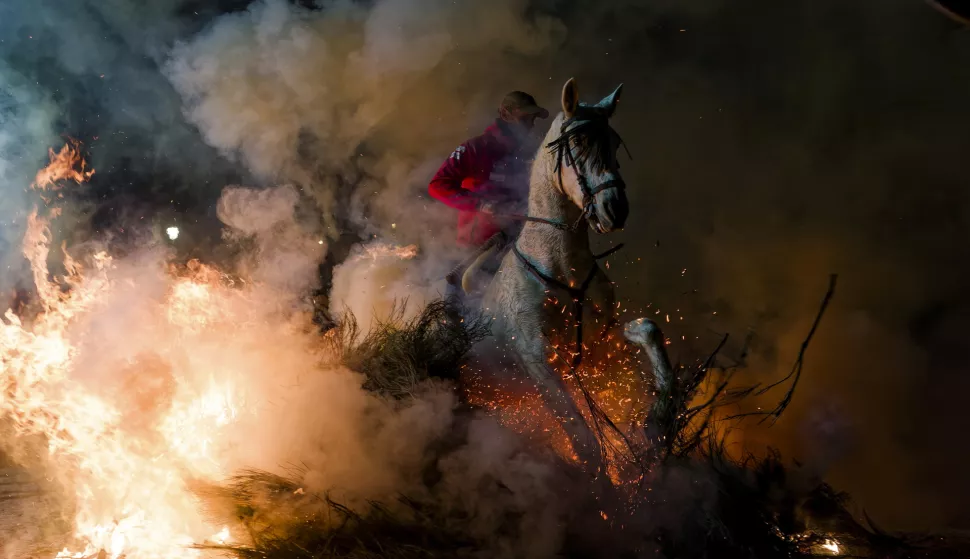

{"left": 362, "top": 242, "right": 418, "bottom": 260}
{"left": 822, "top": 539, "right": 841, "bottom": 554}
{"left": 210, "top": 526, "right": 231, "bottom": 545}
{"left": 166, "top": 226, "right": 180, "bottom": 241}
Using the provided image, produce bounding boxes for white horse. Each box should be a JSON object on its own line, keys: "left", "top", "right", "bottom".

{"left": 474, "top": 78, "right": 673, "bottom": 474}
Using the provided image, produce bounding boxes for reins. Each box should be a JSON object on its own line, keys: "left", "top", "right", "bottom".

{"left": 513, "top": 244, "right": 618, "bottom": 368}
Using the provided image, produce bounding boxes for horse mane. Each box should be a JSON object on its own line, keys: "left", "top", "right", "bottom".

{"left": 545, "top": 107, "right": 629, "bottom": 175}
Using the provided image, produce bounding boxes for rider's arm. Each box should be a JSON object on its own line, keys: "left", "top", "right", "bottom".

{"left": 428, "top": 143, "right": 486, "bottom": 211}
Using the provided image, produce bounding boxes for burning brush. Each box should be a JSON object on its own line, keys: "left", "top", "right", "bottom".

{"left": 1, "top": 142, "right": 261, "bottom": 558}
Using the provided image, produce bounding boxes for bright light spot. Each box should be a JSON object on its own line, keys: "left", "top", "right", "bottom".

{"left": 318, "top": 240, "right": 324, "bottom": 245}
{"left": 391, "top": 223, "right": 397, "bottom": 229}
{"left": 822, "top": 539, "right": 840, "bottom": 554}
{"left": 211, "top": 526, "right": 230, "bottom": 545}
{"left": 166, "top": 226, "right": 179, "bottom": 241}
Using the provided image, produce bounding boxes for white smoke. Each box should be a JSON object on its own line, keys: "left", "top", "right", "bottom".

{"left": 216, "top": 184, "right": 325, "bottom": 294}
{"left": 328, "top": 240, "right": 437, "bottom": 334}
{"left": 164, "top": 0, "right": 565, "bottom": 237}
{"left": 0, "top": 65, "right": 58, "bottom": 296}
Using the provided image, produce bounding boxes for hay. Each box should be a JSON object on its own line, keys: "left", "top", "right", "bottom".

{"left": 327, "top": 298, "right": 489, "bottom": 398}
{"left": 194, "top": 469, "right": 475, "bottom": 559}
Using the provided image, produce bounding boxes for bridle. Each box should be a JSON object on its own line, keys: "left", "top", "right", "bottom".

{"left": 551, "top": 116, "right": 628, "bottom": 231}
{"left": 504, "top": 115, "right": 628, "bottom": 233}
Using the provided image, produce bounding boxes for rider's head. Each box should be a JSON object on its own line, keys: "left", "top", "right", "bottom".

{"left": 498, "top": 91, "right": 549, "bottom": 132}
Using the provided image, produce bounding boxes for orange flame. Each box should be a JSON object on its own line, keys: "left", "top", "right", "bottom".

{"left": 362, "top": 242, "right": 418, "bottom": 261}
{"left": 32, "top": 139, "right": 95, "bottom": 191}
{"left": 2, "top": 144, "right": 242, "bottom": 558}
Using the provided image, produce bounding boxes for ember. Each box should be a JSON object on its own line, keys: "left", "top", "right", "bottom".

{"left": 362, "top": 242, "right": 419, "bottom": 261}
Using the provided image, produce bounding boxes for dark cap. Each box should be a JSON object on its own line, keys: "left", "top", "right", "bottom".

{"left": 500, "top": 91, "right": 549, "bottom": 119}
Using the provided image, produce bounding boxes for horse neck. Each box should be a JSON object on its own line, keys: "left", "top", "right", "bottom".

{"left": 515, "top": 119, "right": 594, "bottom": 284}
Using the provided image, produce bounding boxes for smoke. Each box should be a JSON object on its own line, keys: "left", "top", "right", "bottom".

{"left": 0, "top": 0, "right": 249, "bottom": 277}
{"left": 216, "top": 184, "right": 325, "bottom": 293}
{"left": 163, "top": 0, "right": 564, "bottom": 243}
{"left": 328, "top": 240, "right": 432, "bottom": 334}
{"left": 0, "top": 178, "right": 585, "bottom": 558}
{"left": 0, "top": 66, "right": 58, "bottom": 296}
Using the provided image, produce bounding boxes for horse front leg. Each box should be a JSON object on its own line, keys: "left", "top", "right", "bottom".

{"left": 623, "top": 317, "right": 675, "bottom": 393}
{"left": 623, "top": 318, "right": 677, "bottom": 458}
{"left": 512, "top": 344, "right": 604, "bottom": 476}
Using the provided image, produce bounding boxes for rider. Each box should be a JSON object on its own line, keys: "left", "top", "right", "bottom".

{"left": 428, "top": 91, "right": 549, "bottom": 295}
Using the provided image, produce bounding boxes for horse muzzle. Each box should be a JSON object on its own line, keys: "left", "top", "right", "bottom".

{"left": 590, "top": 184, "right": 629, "bottom": 233}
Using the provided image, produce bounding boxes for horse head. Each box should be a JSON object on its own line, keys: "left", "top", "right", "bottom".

{"left": 549, "top": 78, "right": 629, "bottom": 234}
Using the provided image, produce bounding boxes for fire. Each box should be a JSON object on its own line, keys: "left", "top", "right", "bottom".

{"left": 821, "top": 538, "right": 841, "bottom": 554}
{"left": 33, "top": 138, "right": 95, "bottom": 192}
{"left": 208, "top": 527, "right": 230, "bottom": 546}
{"left": 362, "top": 242, "right": 418, "bottom": 261}
{"left": 0, "top": 142, "right": 264, "bottom": 558}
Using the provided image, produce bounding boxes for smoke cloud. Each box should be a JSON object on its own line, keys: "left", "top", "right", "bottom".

{"left": 0, "top": 66, "right": 58, "bottom": 296}
{"left": 216, "top": 184, "right": 325, "bottom": 293}
{"left": 163, "top": 0, "right": 565, "bottom": 245}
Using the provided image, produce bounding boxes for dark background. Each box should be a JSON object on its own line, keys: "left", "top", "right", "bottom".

{"left": 0, "top": 0, "right": 968, "bottom": 533}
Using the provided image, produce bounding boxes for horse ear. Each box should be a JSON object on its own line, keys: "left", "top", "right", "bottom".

{"left": 596, "top": 83, "right": 623, "bottom": 117}
{"left": 561, "top": 78, "right": 580, "bottom": 117}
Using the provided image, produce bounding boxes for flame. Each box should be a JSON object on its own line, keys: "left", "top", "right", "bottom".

{"left": 1, "top": 143, "right": 253, "bottom": 558}
{"left": 209, "top": 527, "right": 231, "bottom": 546}
{"left": 821, "top": 538, "right": 841, "bottom": 554}
{"left": 362, "top": 242, "right": 418, "bottom": 261}
{"left": 33, "top": 139, "right": 95, "bottom": 192}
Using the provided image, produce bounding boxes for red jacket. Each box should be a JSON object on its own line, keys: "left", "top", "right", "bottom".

{"left": 428, "top": 120, "right": 528, "bottom": 246}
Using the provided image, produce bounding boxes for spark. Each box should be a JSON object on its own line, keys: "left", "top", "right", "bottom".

{"left": 166, "top": 226, "right": 179, "bottom": 241}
